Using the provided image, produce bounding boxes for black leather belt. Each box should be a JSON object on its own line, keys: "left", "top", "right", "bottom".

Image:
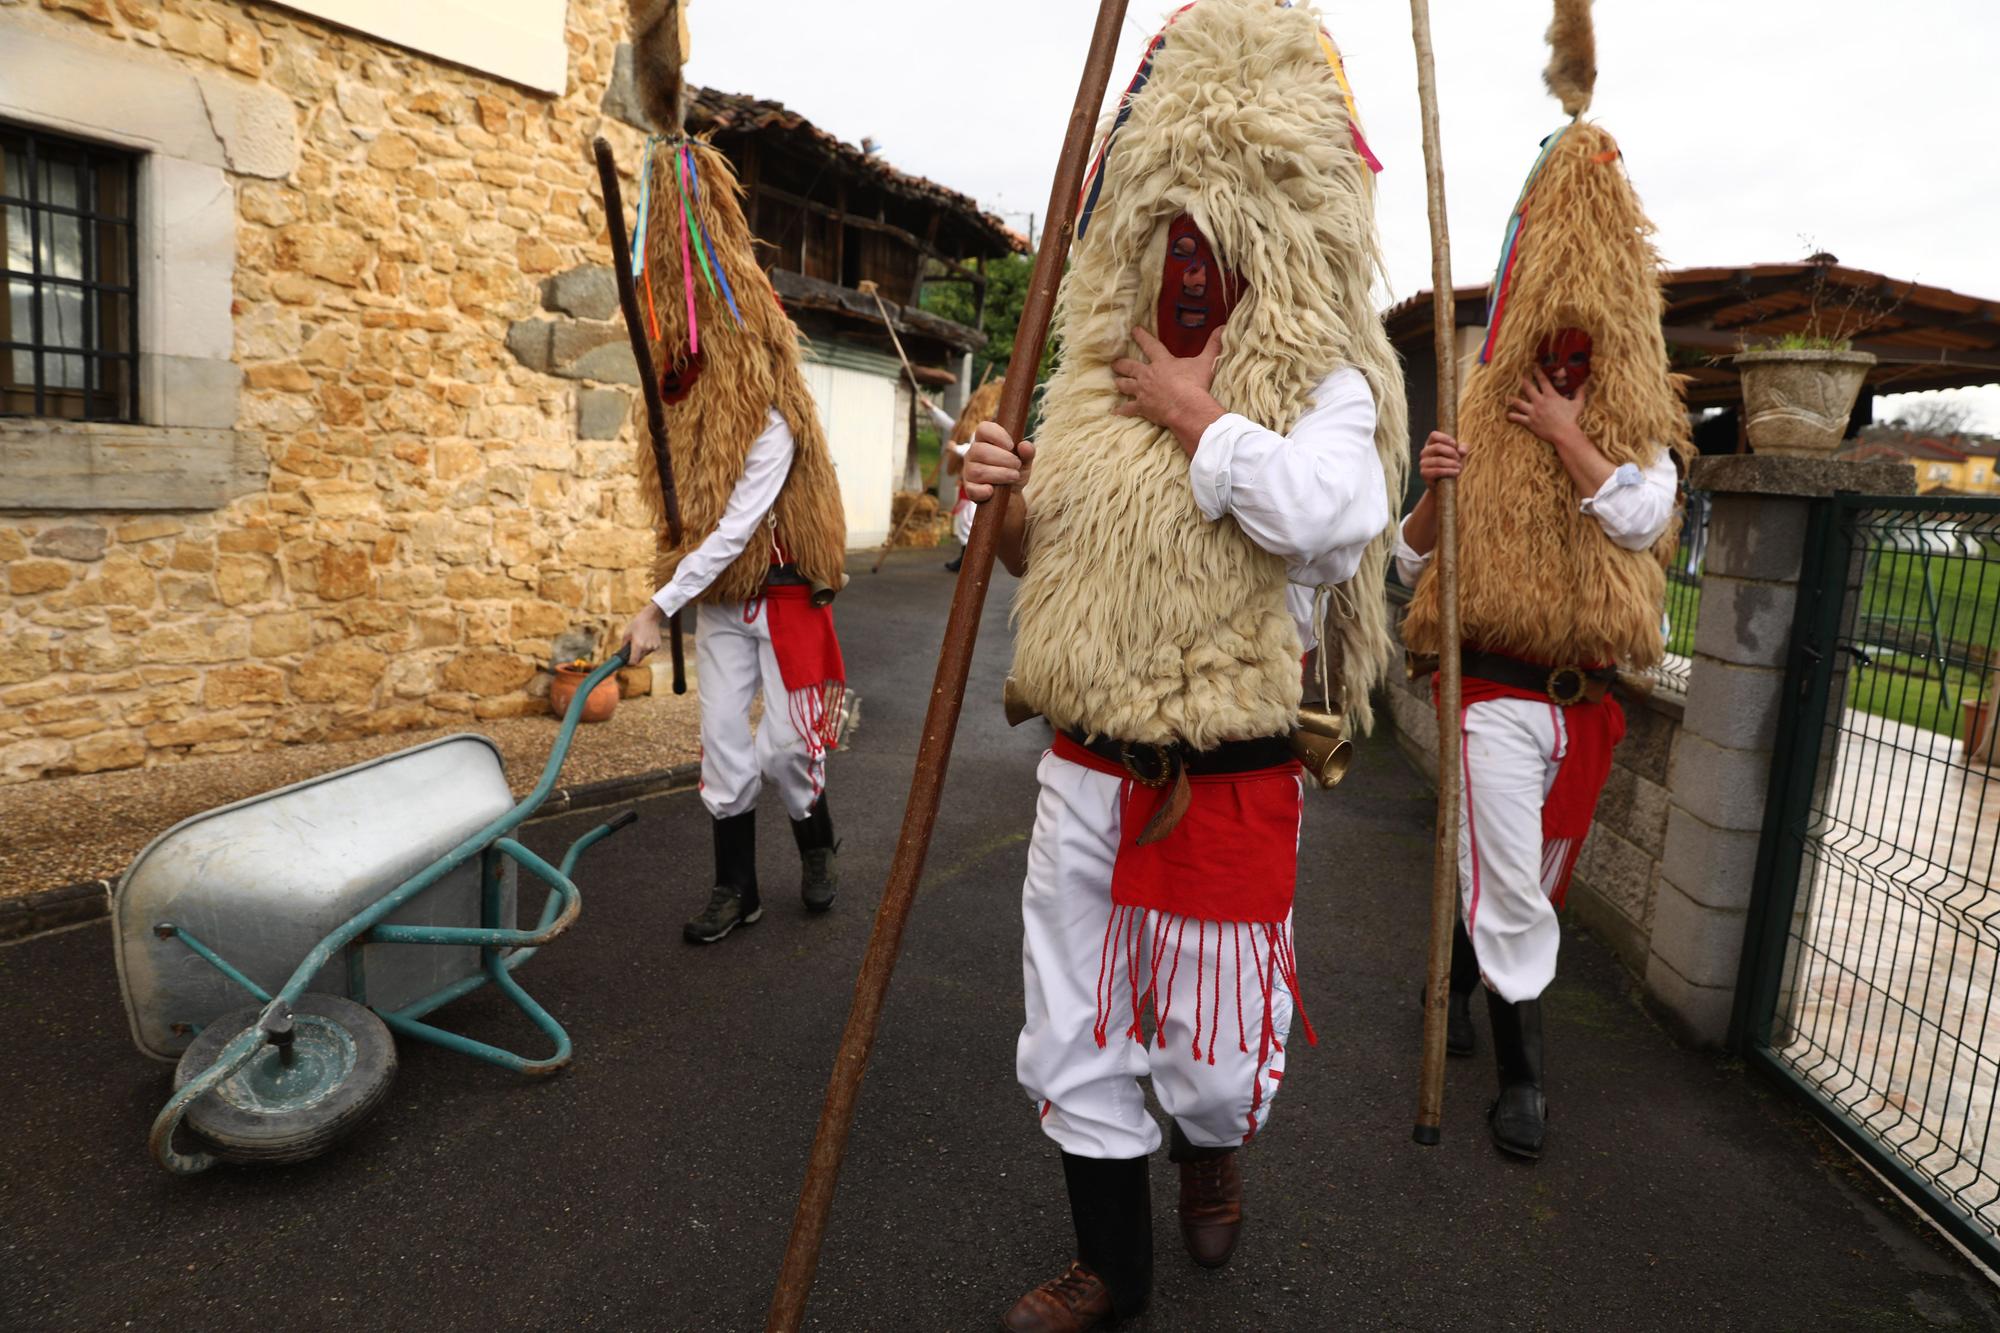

{"left": 1061, "top": 730, "right": 1293, "bottom": 788}
{"left": 1461, "top": 649, "right": 1616, "bottom": 706}
{"left": 763, "top": 563, "right": 808, "bottom": 588}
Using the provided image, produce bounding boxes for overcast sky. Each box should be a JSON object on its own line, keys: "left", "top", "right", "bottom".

{"left": 684, "top": 1, "right": 2000, "bottom": 427}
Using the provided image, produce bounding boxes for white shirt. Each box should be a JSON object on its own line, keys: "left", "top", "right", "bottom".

{"left": 1188, "top": 367, "right": 1390, "bottom": 649}
{"left": 1391, "top": 448, "right": 1679, "bottom": 588}
{"left": 650, "top": 408, "right": 794, "bottom": 620}
{"left": 926, "top": 401, "right": 957, "bottom": 435}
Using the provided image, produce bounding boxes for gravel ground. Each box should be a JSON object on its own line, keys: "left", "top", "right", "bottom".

{"left": 0, "top": 680, "right": 705, "bottom": 902}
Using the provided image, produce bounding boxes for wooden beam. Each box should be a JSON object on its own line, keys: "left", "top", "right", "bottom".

{"left": 754, "top": 183, "right": 988, "bottom": 286}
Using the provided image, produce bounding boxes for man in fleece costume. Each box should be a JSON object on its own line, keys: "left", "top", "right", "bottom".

{"left": 1398, "top": 0, "right": 1693, "bottom": 1160}
{"left": 617, "top": 0, "right": 850, "bottom": 945}
{"left": 963, "top": 2, "right": 1405, "bottom": 1326}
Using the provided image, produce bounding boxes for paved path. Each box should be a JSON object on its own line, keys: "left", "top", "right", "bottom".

{"left": 2, "top": 558, "right": 1994, "bottom": 1330}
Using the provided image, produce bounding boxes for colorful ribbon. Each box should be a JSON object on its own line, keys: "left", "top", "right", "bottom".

{"left": 682, "top": 146, "right": 742, "bottom": 325}
{"left": 670, "top": 144, "right": 699, "bottom": 356}
{"left": 1479, "top": 125, "right": 1570, "bottom": 364}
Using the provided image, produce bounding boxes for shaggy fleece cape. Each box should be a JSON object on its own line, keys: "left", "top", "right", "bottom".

{"left": 636, "top": 141, "right": 846, "bottom": 604}
{"left": 1011, "top": 0, "right": 1407, "bottom": 749}
{"left": 1402, "top": 121, "right": 1693, "bottom": 669}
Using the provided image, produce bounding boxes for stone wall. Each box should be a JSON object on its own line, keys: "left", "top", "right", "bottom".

{"left": 0, "top": 0, "right": 660, "bottom": 783}
{"left": 1381, "top": 594, "right": 1683, "bottom": 977}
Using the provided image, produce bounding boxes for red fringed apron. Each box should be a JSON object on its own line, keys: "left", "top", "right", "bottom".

{"left": 760, "top": 584, "right": 846, "bottom": 767}
{"left": 1051, "top": 734, "right": 1311, "bottom": 1142}
{"left": 1446, "top": 674, "right": 1626, "bottom": 908}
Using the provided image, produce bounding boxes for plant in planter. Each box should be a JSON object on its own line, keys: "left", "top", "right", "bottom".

{"left": 1732, "top": 253, "right": 1904, "bottom": 457}
{"left": 549, "top": 656, "right": 620, "bottom": 724}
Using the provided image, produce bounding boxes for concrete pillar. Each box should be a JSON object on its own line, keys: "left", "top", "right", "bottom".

{"left": 1643, "top": 455, "right": 1914, "bottom": 1046}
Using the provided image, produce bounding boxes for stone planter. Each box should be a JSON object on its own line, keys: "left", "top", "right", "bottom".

{"left": 549, "top": 666, "right": 619, "bottom": 724}
{"left": 1733, "top": 348, "right": 1877, "bottom": 457}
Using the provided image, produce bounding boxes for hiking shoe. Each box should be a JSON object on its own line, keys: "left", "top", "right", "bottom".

{"left": 683, "top": 886, "right": 761, "bottom": 944}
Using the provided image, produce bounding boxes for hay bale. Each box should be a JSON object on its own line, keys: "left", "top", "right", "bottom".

{"left": 888, "top": 491, "right": 944, "bottom": 547}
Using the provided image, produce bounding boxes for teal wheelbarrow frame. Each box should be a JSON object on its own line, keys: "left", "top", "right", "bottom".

{"left": 140, "top": 654, "right": 638, "bottom": 1175}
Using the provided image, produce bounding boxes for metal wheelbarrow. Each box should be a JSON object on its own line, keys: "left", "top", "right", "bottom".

{"left": 114, "top": 655, "right": 639, "bottom": 1174}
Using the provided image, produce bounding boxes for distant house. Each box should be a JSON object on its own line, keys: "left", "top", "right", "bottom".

{"left": 1846, "top": 429, "right": 2000, "bottom": 496}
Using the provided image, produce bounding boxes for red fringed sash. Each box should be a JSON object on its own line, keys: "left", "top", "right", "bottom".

{"left": 1051, "top": 734, "right": 1313, "bottom": 1141}
{"left": 760, "top": 584, "right": 845, "bottom": 756}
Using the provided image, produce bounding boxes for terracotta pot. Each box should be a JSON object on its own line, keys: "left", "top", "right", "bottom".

{"left": 1733, "top": 348, "right": 1876, "bottom": 457}
{"left": 550, "top": 666, "right": 619, "bottom": 723}
{"left": 1964, "top": 698, "right": 1993, "bottom": 759}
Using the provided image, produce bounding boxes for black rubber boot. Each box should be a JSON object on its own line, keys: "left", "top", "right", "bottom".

{"left": 1060, "top": 1152, "right": 1153, "bottom": 1320}
{"left": 1486, "top": 990, "right": 1547, "bottom": 1160}
{"left": 684, "top": 811, "right": 761, "bottom": 944}
{"left": 1448, "top": 919, "right": 1480, "bottom": 1057}
{"left": 790, "top": 795, "right": 839, "bottom": 912}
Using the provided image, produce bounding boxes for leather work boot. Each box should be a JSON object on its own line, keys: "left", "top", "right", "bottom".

{"left": 684, "top": 811, "right": 761, "bottom": 944}
{"left": 1448, "top": 918, "right": 1480, "bottom": 1057}
{"left": 998, "top": 1261, "right": 1112, "bottom": 1333}
{"left": 1002, "top": 1153, "right": 1150, "bottom": 1330}
{"left": 1486, "top": 990, "right": 1548, "bottom": 1159}
{"left": 791, "top": 794, "right": 840, "bottom": 912}
{"left": 1170, "top": 1122, "right": 1243, "bottom": 1268}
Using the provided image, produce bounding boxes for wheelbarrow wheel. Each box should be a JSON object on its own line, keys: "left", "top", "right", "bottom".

{"left": 171, "top": 993, "right": 397, "bottom": 1166}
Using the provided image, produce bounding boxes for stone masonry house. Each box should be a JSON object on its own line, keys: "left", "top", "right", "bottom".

{"left": 0, "top": 0, "right": 1007, "bottom": 786}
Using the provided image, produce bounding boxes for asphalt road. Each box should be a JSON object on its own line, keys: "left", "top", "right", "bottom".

{"left": 3, "top": 556, "right": 1995, "bottom": 1330}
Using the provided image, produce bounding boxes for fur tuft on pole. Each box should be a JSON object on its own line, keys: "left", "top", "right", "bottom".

{"left": 626, "top": 0, "right": 689, "bottom": 133}
{"left": 1543, "top": 0, "right": 1595, "bottom": 118}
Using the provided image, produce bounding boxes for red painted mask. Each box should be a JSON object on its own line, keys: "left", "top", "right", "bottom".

{"left": 1156, "top": 215, "right": 1240, "bottom": 357}
{"left": 661, "top": 351, "right": 704, "bottom": 405}
{"left": 1536, "top": 328, "right": 1593, "bottom": 398}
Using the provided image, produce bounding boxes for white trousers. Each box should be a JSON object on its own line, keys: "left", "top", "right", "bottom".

{"left": 1017, "top": 750, "right": 1297, "bottom": 1160}
{"left": 1457, "top": 696, "right": 1568, "bottom": 1003}
{"left": 695, "top": 599, "right": 824, "bottom": 821}
{"left": 951, "top": 495, "right": 974, "bottom": 547}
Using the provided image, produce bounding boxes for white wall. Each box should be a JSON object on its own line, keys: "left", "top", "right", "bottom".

{"left": 800, "top": 358, "right": 898, "bottom": 549}
{"left": 269, "top": 1, "right": 569, "bottom": 95}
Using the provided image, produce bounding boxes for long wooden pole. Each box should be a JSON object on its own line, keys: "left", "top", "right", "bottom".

{"left": 1409, "top": 0, "right": 1464, "bottom": 1147}
{"left": 592, "top": 136, "right": 686, "bottom": 695}
{"left": 764, "top": 3, "right": 1131, "bottom": 1325}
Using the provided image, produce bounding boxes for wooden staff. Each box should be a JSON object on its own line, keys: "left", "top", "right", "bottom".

{"left": 764, "top": 2, "right": 1131, "bottom": 1325}
{"left": 1408, "top": 0, "right": 1464, "bottom": 1147}
{"left": 591, "top": 136, "right": 686, "bottom": 694}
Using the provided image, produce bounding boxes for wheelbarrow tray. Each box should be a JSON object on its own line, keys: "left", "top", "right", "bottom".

{"left": 114, "top": 734, "right": 518, "bottom": 1063}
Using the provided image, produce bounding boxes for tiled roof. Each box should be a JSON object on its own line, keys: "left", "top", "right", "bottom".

{"left": 688, "top": 87, "right": 1024, "bottom": 258}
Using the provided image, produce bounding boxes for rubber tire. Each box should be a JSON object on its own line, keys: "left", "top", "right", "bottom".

{"left": 171, "top": 993, "right": 397, "bottom": 1166}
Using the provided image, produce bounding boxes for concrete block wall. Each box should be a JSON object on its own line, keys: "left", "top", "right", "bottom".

{"left": 1641, "top": 456, "right": 1913, "bottom": 1046}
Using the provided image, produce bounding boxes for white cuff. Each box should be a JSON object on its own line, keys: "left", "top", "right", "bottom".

{"left": 1579, "top": 461, "right": 1645, "bottom": 516}
{"left": 1187, "top": 414, "right": 1243, "bottom": 522}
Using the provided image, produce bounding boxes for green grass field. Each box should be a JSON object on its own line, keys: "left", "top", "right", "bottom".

{"left": 1662, "top": 542, "right": 1997, "bottom": 738}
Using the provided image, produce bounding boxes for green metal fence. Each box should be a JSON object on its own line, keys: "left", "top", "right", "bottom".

{"left": 1652, "top": 488, "right": 1708, "bottom": 694}
{"left": 1738, "top": 495, "right": 2000, "bottom": 1266}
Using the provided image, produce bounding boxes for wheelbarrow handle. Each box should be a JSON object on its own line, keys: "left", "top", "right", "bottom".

{"left": 148, "top": 1025, "right": 268, "bottom": 1175}
{"left": 368, "top": 838, "right": 582, "bottom": 950}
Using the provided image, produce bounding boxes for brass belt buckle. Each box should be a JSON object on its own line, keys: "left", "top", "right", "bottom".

{"left": 1545, "top": 665, "right": 1587, "bottom": 707}
{"left": 1118, "top": 741, "right": 1173, "bottom": 788}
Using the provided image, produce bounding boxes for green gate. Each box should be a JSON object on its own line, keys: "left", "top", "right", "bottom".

{"left": 1736, "top": 493, "right": 2000, "bottom": 1266}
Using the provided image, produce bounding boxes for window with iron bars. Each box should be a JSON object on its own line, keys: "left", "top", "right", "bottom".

{"left": 1, "top": 121, "right": 140, "bottom": 423}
